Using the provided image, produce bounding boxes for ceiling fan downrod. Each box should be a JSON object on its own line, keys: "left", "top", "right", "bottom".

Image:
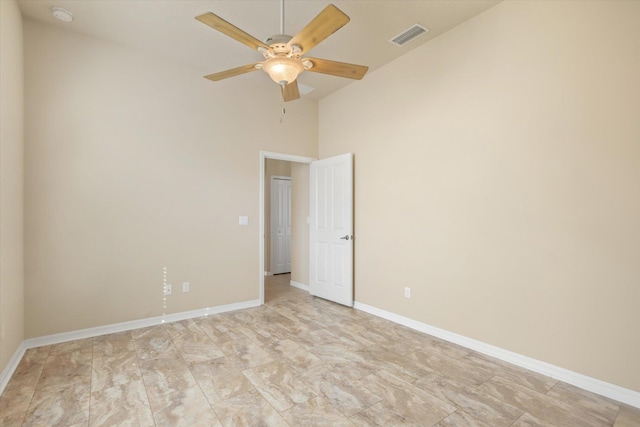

{"left": 280, "top": 0, "right": 285, "bottom": 35}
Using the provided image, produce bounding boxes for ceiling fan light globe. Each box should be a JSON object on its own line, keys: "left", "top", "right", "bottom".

{"left": 262, "top": 57, "right": 304, "bottom": 85}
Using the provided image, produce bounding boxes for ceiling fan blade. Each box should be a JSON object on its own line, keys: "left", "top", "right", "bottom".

{"left": 304, "top": 58, "right": 368, "bottom": 80}
{"left": 281, "top": 81, "right": 300, "bottom": 102}
{"left": 196, "top": 12, "right": 269, "bottom": 52}
{"left": 204, "top": 63, "right": 260, "bottom": 81}
{"left": 287, "top": 5, "right": 350, "bottom": 54}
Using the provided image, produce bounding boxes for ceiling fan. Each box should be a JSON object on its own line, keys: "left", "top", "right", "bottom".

{"left": 195, "top": 1, "right": 369, "bottom": 102}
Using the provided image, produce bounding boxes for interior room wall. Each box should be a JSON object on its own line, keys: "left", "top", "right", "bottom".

{"left": 319, "top": 0, "right": 640, "bottom": 392}
{"left": 0, "top": 0, "right": 25, "bottom": 374}
{"left": 290, "top": 163, "right": 309, "bottom": 286}
{"left": 23, "top": 19, "right": 318, "bottom": 338}
{"left": 264, "top": 159, "right": 291, "bottom": 274}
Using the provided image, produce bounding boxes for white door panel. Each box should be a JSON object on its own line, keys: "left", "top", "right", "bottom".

{"left": 309, "top": 153, "right": 353, "bottom": 306}
{"left": 271, "top": 177, "right": 291, "bottom": 274}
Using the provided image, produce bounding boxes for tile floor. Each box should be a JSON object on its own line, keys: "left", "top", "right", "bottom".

{"left": 1, "top": 274, "right": 638, "bottom": 426}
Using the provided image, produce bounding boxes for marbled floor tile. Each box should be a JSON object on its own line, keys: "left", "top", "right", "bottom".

{"left": 415, "top": 334, "right": 471, "bottom": 360}
{"left": 133, "top": 331, "right": 181, "bottom": 362}
{"left": 188, "top": 358, "right": 254, "bottom": 404}
{"left": 510, "top": 412, "right": 557, "bottom": 427}
{"left": 150, "top": 385, "right": 221, "bottom": 427}
{"left": 266, "top": 300, "right": 302, "bottom": 320}
{"left": 414, "top": 372, "right": 523, "bottom": 427}
{"left": 476, "top": 375, "right": 606, "bottom": 427}
{"left": 262, "top": 308, "right": 313, "bottom": 335}
{"left": 23, "top": 378, "right": 90, "bottom": 427}
{"left": 139, "top": 357, "right": 197, "bottom": 401}
{"left": 223, "top": 307, "right": 264, "bottom": 326}
{"left": 0, "top": 348, "right": 49, "bottom": 417}
{"left": 200, "top": 315, "right": 247, "bottom": 341}
{"left": 89, "top": 379, "right": 153, "bottom": 427}
{"left": 295, "top": 327, "right": 345, "bottom": 350}
{"left": 350, "top": 321, "right": 416, "bottom": 350}
{"left": 545, "top": 380, "right": 620, "bottom": 425}
{"left": 410, "top": 349, "right": 495, "bottom": 386}
{"left": 1, "top": 413, "right": 27, "bottom": 426}
{"left": 434, "top": 410, "right": 493, "bottom": 427}
{"left": 163, "top": 319, "right": 204, "bottom": 339}
{"left": 353, "top": 347, "right": 431, "bottom": 383}
{"left": 212, "top": 389, "right": 289, "bottom": 427}
{"left": 304, "top": 370, "right": 381, "bottom": 417}
{"left": 280, "top": 396, "right": 356, "bottom": 427}
{"left": 614, "top": 405, "right": 640, "bottom": 426}
{"left": 10, "top": 347, "right": 50, "bottom": 384}
{"left": 219, "top": 336, "right": 274, "bottom": 370}
{"left": 131, "top": 325, "right": 166, "bottom": 340}
{"left": 358, "top": 369, "right": 455, "bottom": 425}
{"left": 171, "top": 331, "right": 224, "bottom": 364}
{"left": 324, "top": 324, "right": 378, "bottom": 348}
{"left": 194, "top": 317, "right": 237, "bottom": 346}
{"left": 37, "top": 349, "right": 93, "bottom": 392}
{"left": 302, "top": 351, "right": 378, "bottom": 385}
{"left": 243, "top": 360, "right": 316, "bottom": 411}
{"left": 298, "top": 301, "right": 351, "bottom": 326}
{"left": 91, "top": 350, "right": 141, "bottom": 392}
{"left": 93, "top": 331, "right": 135, "bottom": 356}
{"left": 308, "top": 342, "right": 372, "bottom": 370}
{"left": 0, "top": 380, "right": 35, "bottom": 418}
{"left": 233, "top": 323, "right": 284, "bottom": 348}
{"left": 349, "top": 401, "right": 424, "bottom": 427}
{"left": 463, "top": 352, "right": 558, "bottom": 394}
{"left": 48, "top": 338, "right": 94, "bottom": 356}
{"left": 271, "top": 300, "right": 336, "bottom": 329}
{"left": 262, "top": 338, "right": 321, "bottom": 371}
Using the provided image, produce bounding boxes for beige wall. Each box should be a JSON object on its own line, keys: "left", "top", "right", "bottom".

{"left": 24, "top": 20, "right": 318, "bottom": 338}
{"left": 290, "top": 163, "right": 309, "bottom": 286}
{"left": 0, "top": 0, "right": 25, "bottom": 373}
{"left": 319, "top": 1, "right": 640, "bottom": 392}
{"left": 264, "top": 159, "right": 291, "bottom": 274}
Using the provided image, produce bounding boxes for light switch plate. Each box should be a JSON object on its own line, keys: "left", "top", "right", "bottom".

{"left": 239, "top": 216, "right": 249, "bottom": 225}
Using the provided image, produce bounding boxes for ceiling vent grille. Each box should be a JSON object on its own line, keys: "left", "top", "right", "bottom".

{"left": 389, "top": 24, "right": 429, "bottom": 47}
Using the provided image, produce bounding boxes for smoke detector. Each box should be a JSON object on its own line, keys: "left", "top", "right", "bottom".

{"left": 52, "top": 7, "right": 73, "bottom": 23}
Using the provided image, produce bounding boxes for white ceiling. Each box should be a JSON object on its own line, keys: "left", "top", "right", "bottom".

{"left": 18, "top": 0, "right": 500, "bottom": 101}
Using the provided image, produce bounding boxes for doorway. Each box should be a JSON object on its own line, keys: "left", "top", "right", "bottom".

{"left": 259, "top": 151, "right": 315, "bottom": 305}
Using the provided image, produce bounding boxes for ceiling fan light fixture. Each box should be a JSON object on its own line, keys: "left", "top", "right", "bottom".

{"left": 262, "top": 57, "right": 304, "bottom": 86}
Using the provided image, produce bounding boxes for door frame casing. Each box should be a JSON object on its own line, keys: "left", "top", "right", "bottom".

{"left": 259, "top": 151, "right": 316, "bottom": 305}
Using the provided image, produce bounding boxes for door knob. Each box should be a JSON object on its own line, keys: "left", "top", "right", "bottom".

{"left": 340, "top": 235, "right": 351, "bottom": 240}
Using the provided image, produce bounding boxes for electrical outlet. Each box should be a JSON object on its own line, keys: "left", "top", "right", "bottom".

{"left": 404, "top": 287, "right": 411, "bottom": 298}
{"left": 182, "top": 282, "right": 190, "bottom": 293}
{"left": 165, "top": 284, "right": 172, "bottom": 296}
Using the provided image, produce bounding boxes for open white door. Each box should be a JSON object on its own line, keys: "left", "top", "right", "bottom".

{"left": 309, "top": 153, "right": 353, "bottom": 306}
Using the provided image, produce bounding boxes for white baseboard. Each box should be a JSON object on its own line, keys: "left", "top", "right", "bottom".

{"left": 24, "top": 299, "right": 261, "bottom": 349}
{"left": 354, "top": 301, "right": 640, "bottom": 409}
{"left": 0, "top": 342, "right": 27, "bottom": 395}
{"left": 290, "top": 280, "right": 309, "bottom": 292}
